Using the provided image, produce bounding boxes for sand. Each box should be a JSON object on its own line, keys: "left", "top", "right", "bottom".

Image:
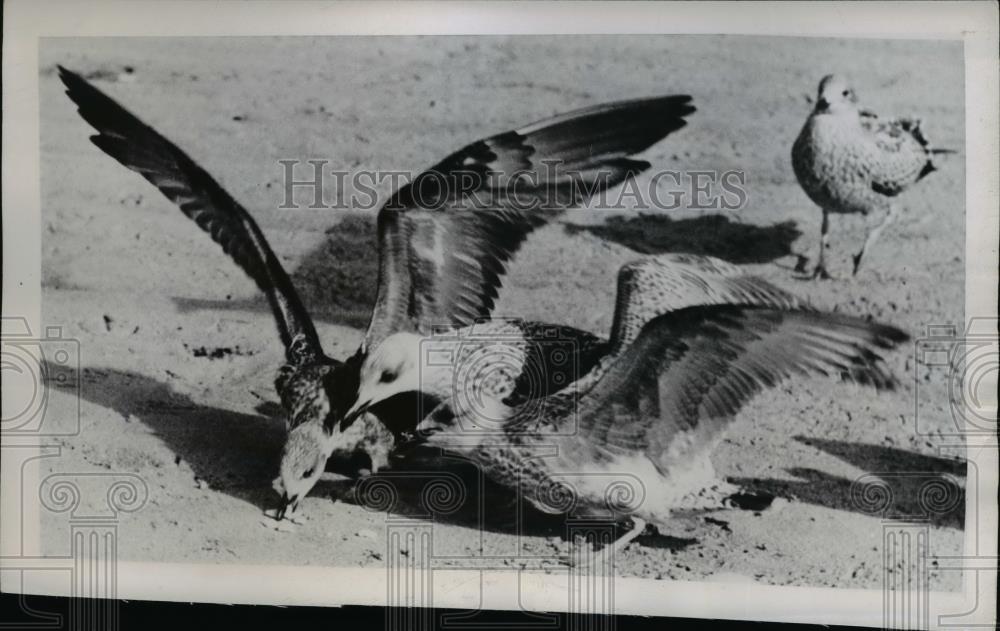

{"left": 36, "top": 35, "right": 966, "bottom": 588}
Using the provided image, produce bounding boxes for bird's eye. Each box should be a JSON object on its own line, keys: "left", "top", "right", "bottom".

{"left": 302, "top": 467, "right": 315, "bottom": 479}
{"left": 842, "top": 89, "right": 850, "bottom": 97}
{"left": 379, "top": 369, "right": 396, "bottom": 383}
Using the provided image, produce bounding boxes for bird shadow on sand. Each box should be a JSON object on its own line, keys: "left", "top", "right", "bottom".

{"left": 730, "top": 436, "right": 966, "bottom": 530}
{"left": 172, "top": 213, "right": 805, "bottom": 329}
{"left": 50, "top": 361, "right": 286, "bottom": 510}
{"left": 171, "top": 213, "right": 377, "bottom": 330}
{"left": 564, "top": 213, "right": 803, "bottom": 264}
{"left": 318, "top": 450, "right": 699, "bottom": 552}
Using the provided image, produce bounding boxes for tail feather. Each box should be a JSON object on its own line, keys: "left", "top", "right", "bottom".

{"left": 918, "top": 161, "right": 937, "bottom": 180}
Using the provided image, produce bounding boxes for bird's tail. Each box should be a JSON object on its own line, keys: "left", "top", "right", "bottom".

{"left": 902, "top": 118, "right": 956, "bottom": 178}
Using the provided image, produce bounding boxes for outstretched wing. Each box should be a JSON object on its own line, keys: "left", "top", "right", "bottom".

{"left": 363, "top": 95, "right": 696, "bottom": 350}
{"left": 577, "top": 306, "right": 908, "bottom": 471}
{"left": 59, "top": 66, "right": 324, "bottom": 364}
{"left": 607, "top": 254, "right": 808, "bottom": 355}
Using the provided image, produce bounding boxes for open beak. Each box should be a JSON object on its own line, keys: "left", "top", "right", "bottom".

{"left": 275, "top": 492, "right": 299, "bottom": 521}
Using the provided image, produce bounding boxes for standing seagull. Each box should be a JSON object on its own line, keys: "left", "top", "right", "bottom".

{"left": 791, "top": 74, "right": 953, "bottom": 278}
{"left": 344, "top": 254, "right": 908, "bottom": 549}
{"left": 58, "top": 66, "right": 695, "bottom": 520}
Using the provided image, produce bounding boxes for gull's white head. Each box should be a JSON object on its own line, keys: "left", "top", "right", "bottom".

{"left": 345, "top": 332, "right": 452, "bottom": 422}
{"left": 814, "top": 74, "right": 858, "bottom": 115}
{"left": 274, "top": 421, "right": 331, "bottom": 520}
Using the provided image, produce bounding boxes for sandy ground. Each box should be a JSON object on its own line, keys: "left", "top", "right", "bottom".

{"left": 36, "top": 36, "right": 967, "bottom": 588}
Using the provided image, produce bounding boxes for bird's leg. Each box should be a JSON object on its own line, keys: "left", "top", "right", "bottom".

{"left": 811, "top": 209, "right": 832, "bottom": 280}
{"left": 853, "top": 203, "right": 899, "bottom": 276}
{"left": 607, "top": 516, "right": 648, "bottom": 555}
{"left": 564, "top": 517, "right": 649, "bottom": 568}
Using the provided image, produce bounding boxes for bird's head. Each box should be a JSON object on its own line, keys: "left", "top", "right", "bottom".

{"left": 273, "top": 421, "right": 330, "bottom": 521}
{"left": 814, "top": 74, "right": 858, "bottom": 114}
{"left": 272, "top": 360, "right": 360, "bottom": 520}
{"left": 343, "top": 332, "right": 435, "bottom": 424}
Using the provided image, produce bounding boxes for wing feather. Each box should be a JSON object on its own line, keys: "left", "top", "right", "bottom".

{"left": 363, "top": 96, "right": 695, "bottom": 350}
{"left": 607, "top": 254, "right": 807, "bottom": 354}
{"left": 577, "top": 306, "right": 908, "bottom": 470}
{"left": 859, "top": 111, "right": 935, "bottom": 196}
{"left": 59, "top": 66, "right": 324, "bottom": 363}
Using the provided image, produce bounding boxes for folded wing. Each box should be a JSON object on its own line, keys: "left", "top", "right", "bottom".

{"left": 859, "top": 111, "right": 936, "bottom": 196}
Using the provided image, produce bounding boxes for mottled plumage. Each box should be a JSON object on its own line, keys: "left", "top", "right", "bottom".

{"left": 358, "top": 254, "right": 908, "bottom": 548}
{"left": 364, "top": 95, "right": 696, "bottom": 351}
{"left": 348, "top": 319, "right": 609, "bottom": 435}
{"left": 792, "top": 74, "right": 950, "bottom": 277}
{"left": 59, "top": 65, "right": 695, "bottom": 520}
{"left": 58, "top": 65, "right": 374, "bottom": 519}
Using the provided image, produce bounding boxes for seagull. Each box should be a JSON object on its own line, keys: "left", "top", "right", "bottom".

{"left": 344, "top": 254, "right": 908, "bottom": 550}
{"left": 347, "top": 254, "right": 806, "bottom": 419}
{"left": 58, "top": 65, "right": 695, "bottom": 520}
{"left": 791, "top": 74, "right": 954, "bottom": 278}
{"left": 58, "top": 66, "right": 391, "bottom": 520}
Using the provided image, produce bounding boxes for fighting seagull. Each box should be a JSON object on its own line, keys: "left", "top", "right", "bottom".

{"left": 345, "top": 254, "right": 908, "bottom": 550}
{"left": 791, "top": 74, "right": 953, "bottom": 278}
{"left": 58, "top": 66, "right": 695, "bottom": 520}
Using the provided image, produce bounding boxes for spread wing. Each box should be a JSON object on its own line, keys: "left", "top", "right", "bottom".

{"left": 363, "top": 95, "right": 696, "bottom": 351}
{"left": 59, "top": 66, "right": 324, "bottom": 364}
{"left": 576, "top": 306, "right": 908, "bottom": 472}
{"left": 607, "top": 254, "right": 808, "bottom": 355}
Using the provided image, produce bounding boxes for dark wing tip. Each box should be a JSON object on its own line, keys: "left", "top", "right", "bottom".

{"left": 821, "top": 314, "right": 908, "bottom": 390}
{"left": 57, "top": 64, "right": 91, "bottom": 97}
{"left": 868, "top": 321, "right": 910, "bottom": 348}
{"left": 643, "top": 93, "right": 696, "bottom": 119}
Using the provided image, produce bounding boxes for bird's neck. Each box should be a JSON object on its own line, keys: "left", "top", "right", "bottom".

{"left": 417, "top": 333, "right": 527, "bottom": 402}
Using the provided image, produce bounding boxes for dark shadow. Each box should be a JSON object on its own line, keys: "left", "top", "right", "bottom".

{"left": 53, "top": 360, "right": 761, "bottom": 547}
{"left": 173, "top": 212, "right": 802, "bottom": 328}
{"left": 49, "top": 361, "right": 285, "bottom": 511}
{"left": 796, "top": 436, "right": 968, "bottom": 478}
{"left": 253, "top": 400, "right": 284, "bottom": 419}
{"left": 54, "top": 359, "right": 695, "bottom": 544}
{"left": 730, "top": 437, "right": 966, "bottom": 530}
{"left": 172, "top": 213, "right": 377, "bottom": 329}
{"left": 321, "top": 446, "right": 697, "bottom": 551}
{"left": 324, "top": 448, "right": 570, "bottom": 538}
{"left": 565, "top": 214, "right": 802, "bottom": 264}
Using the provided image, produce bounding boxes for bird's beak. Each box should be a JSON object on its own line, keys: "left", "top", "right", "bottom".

{"left": 815, "top": 97, "right": 830, "bottom": 112}
{"left": 275, "top": 492, "right": 299, "bottom": 521}
{"left": 343, "top": 398, "right": 372, "bottom": 426}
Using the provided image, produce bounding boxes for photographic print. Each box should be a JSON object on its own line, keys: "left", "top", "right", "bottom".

{"left": 3, "top": 2, "right": 997, "bottom": 629}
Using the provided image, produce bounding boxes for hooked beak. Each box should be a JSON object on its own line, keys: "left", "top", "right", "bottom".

{"left": 275, "top": 492, "right": 299, "bottom": 521}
